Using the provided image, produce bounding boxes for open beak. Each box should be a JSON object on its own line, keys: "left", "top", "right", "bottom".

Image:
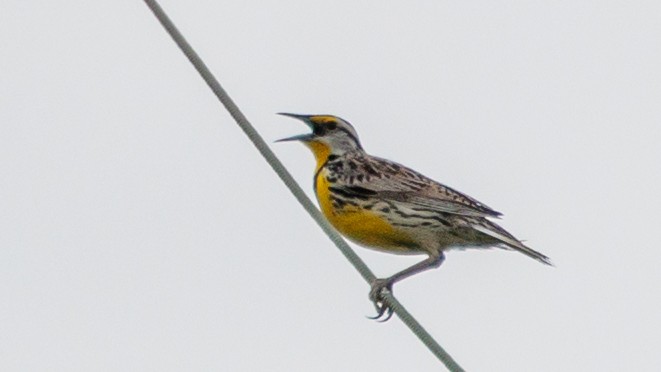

{"left": 276, "top": 113, "right": 315, "bottom": 142}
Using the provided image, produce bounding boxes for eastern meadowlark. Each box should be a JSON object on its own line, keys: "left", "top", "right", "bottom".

{"left": 277, "top": 113, "right": 551, "bottom": 320}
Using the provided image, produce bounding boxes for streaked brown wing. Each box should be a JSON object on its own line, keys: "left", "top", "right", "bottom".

{"left": 334, "top": 156, "right": 502, "bottom": 218}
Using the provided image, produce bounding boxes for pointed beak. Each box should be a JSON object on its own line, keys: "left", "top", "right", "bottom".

{"left": 276, "top": 113, "right": 316, "bottom": 143}
{"left": 277, "top": 112, "right": 312, "bottom": 121}
{"left": 275, "top": 133, "right": 315, "bottom": 143}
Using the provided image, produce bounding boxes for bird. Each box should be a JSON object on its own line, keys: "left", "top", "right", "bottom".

{"left": 277, "top": 113, "right": 551, "bottom": 321}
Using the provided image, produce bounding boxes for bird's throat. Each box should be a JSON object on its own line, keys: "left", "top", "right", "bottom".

{"left": 305, "top": 140, "right": 332, "bottom": 172}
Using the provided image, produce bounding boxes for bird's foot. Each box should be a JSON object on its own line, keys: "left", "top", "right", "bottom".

{"left": 367, "top": 278, "right": 394, "bottom": 322}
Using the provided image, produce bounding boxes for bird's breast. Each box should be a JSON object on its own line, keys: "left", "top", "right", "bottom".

{"left": 314, "top": 169, "right": 420, "bottom": 254}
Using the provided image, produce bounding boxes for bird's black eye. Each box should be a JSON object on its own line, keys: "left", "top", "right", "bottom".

{"left": 326, "top": 122, "right": 337, "bottom": 130}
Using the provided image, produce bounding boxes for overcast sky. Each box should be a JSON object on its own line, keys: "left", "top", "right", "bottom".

{"left": 1, "top": 1, "right": 660, "bottom": 371}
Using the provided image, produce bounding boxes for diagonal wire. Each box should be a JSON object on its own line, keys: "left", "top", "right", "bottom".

{"left": 142, "top": 1, "right": 464, "bottom": 371}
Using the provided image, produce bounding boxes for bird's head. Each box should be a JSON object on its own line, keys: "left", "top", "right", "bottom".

{"left": 276, "top": 113, "right": 363, "bottom": 161}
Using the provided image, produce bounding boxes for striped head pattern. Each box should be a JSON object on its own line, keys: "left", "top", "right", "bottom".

{"left": 277, "top": 113, "right": 363, "bottom": 157}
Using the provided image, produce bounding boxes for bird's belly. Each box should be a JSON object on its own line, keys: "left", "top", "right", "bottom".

{"left": 330, "top": 208, "right": 420, "bottom": 253}
{"left": 316, "top": 179, "right": 420, "bottom": 254}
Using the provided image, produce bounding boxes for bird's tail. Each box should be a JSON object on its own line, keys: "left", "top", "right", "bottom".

{"left": 471, "top": 221, "right": 553, "bottom": 266}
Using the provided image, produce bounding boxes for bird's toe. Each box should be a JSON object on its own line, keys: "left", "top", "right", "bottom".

{"left": 367, "top": 278, "right": 394, "bottom": 321}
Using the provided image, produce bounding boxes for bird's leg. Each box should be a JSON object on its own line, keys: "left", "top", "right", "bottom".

{"left": 368, "top": 252, "right": 445, "bottom": 321}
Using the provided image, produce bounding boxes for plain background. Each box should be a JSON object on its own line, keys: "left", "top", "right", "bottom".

{"left": 1, "top": 1, "right": 660, "bottom": 371}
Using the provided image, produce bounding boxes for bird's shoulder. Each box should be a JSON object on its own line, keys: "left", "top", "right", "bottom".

{"left": 324, "top": 153, "right": 501, "bottom": 218}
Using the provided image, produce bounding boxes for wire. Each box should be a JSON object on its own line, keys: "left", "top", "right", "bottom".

{"left": 142, "top": 1, "right": 465, "bottom": 371}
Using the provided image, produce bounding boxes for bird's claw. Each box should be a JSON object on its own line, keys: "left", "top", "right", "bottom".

{"left": 367, "top": 303, "right": 394, "bottom": 322}
{"left": 367, "top": 278, "right": 394, "bottom": 322}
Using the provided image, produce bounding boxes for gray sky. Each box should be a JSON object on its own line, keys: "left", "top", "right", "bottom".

{"left": 1, "top": 1, "right": 660, "bottom": 371}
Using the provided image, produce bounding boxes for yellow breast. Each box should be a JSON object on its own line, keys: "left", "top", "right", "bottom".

{"left": 314, "top": 170, "right": 419, "bottom": 254}
{"left": 303, "top": 139, "right": 419, "bottom": 253}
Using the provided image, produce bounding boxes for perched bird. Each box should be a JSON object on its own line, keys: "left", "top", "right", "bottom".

{"left": 277, "top": 113, "right": 551, "bottom": 320}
